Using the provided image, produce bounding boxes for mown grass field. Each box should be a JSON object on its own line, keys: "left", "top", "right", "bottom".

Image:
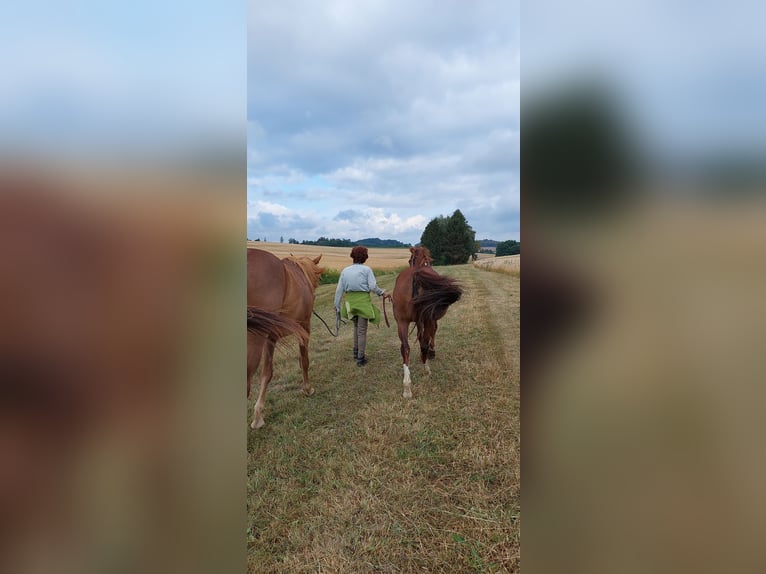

{"left": 247, "top": 261, "right": 520, "bottom": 573}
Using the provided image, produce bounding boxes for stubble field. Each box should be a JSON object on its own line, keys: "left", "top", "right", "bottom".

{"left": 473, "top": 255, "right": 520, "bottom": 274}
{"left": 246, "top": 241, "right": 412, "bottom": 271}
{"left": 247, "top": 249, "right": 520, "bottom": 572}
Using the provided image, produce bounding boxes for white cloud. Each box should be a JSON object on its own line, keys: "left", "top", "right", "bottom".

{"left": 247, "top": 200, "right": 292, "bottom": 218}
{"left": 367, "top": 208, "right": 428, "bottom": 235}
{"left": 327, "top": 165, "right": 374, "bottom": 184}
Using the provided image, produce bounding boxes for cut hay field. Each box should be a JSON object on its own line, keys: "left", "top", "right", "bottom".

{"left": 246, "top": 241, "right": 412, "bottom": 271}
{"left": 247, "top": 263, "right": 520, "bottom": 572}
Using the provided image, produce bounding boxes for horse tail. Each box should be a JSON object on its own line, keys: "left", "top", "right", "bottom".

{"left": 411, "top": 269, "right": 463, "bottom": 324}
{"left": 247, "top": 307, "right": 309, "bottom": 345}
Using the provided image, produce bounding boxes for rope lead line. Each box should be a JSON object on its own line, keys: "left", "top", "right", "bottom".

{"left": 313, "top": 309, "right": 345, "bottom": 337}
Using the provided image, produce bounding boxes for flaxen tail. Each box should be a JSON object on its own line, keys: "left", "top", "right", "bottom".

{"left": 247, "top": 307, "right": 308, "bottom": 345}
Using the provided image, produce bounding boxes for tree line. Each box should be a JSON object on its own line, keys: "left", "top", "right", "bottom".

{"left": 288, "top": 237, "right": 411, "bottom": 248}
{"left": 496, "top": 240, "right": 520, "bottom": 256}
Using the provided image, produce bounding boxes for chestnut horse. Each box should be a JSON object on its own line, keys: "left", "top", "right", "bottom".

{"left": 247, "top": 248, "right": 323, "bottom": 429}
{"left": 392, "top": 246, "right": 463, "bottom": 398}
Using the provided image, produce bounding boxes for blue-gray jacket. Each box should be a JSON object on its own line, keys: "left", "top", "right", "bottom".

{"left": 334, "top": 264, "right": 385, "bottom": 309}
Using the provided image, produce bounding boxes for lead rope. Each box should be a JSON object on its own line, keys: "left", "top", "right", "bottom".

{"left": 313, "top": 309, "right": 345, "bottom": 337}
{"left": 382, "top": 293, "right": 392, "bottom": 328}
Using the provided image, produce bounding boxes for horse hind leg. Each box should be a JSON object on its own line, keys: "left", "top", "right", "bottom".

{"left": 251, "top": 340, "right": 275, "bottom": 429}
{"left": 425, "top": 329, "right": 435, "bottom": 374}
{"left": 418, "top": 325, "right": 432, "bottom": 376}
{"left": 418, "top": 323, "right": 436, "bottom": 376}
{"left": 398, "top": 321, "right": 412, "bottom": 399}
{"left": 428, "top": 322, "right": 437, "bottom": 360}
{"left": 246, "top": 333, "right": 264, "bottom": 398}
{"left": 298, "top": 340, "right": 314, "bottom": 396}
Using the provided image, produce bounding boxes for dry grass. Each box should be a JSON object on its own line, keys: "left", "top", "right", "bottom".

{"left": 247, "top": 264, "right": 520, "bottom": 572}
{"left": 473, "top": 255, "right": 520, "bottom": 276}
{"left": 247, "top": 241, "right": 412, "bottom": 271}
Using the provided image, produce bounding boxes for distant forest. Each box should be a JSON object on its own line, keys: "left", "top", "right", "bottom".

{"left": 477, "top": 238, "right": 520, "bottom": 256}
{"left": 290, "top": 237, "right": 411, "bottom": 248}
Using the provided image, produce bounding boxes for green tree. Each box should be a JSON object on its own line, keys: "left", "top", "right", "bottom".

{"left": 419, "top": 210, "right": 476, "bottom": 265}
{"left": 496, "top": 240, "right": 520, "bottom": 256}
{"left": 442, "top": 209, "right": 476, "bottom": 264}
{"left": 420, "top": 216, "right": 447, "bottom": 264}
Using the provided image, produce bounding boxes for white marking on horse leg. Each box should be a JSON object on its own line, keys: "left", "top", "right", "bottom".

{"left": 424, "top": 359, "right": 431, "bottom": 375}
{"left": 251, "top": 400, "right": 265, "bottom": 429}
{"left": 402, "top": 364, "right": 412, "bottom": 399}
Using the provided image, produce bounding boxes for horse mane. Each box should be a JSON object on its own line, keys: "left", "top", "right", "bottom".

{"left": 282, "top": 256, "right": 324, "bottom": 289}
{"left": 411, "top": 268, "right": 463, "bottom": 324}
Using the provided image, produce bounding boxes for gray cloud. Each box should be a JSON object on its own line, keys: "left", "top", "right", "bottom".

{"left": 248, "top": 0, "right": 520, "bottom": 243}
{"left": 334, "top": 209, "right": 362, "bottom": 222}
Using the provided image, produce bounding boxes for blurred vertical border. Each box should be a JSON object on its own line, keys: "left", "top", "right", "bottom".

{"left": 0, "top": 2, "right": 245, "bottom": 573}
{"left": 523, "top": 1, "right": 766, "bottom": 572}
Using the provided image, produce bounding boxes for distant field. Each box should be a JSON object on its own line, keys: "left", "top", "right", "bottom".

{"left": 473, "top": 254, "right": 520, "bottom": 274}
{"left": 247, "top": 264, "right": 520, "bottom": 572}
{"left": 247, "top": 241, "right": 411, "bottom": 271}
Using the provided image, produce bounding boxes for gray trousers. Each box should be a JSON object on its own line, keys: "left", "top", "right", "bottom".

{"left": 353, "top": 316, "right": 368, "bottom": 357}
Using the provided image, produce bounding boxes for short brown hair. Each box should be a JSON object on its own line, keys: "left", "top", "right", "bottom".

{"left": 350, "top": 245, "right": 368, "bottom": 264}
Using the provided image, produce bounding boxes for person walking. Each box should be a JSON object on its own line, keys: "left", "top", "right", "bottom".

{"left": 334, "top": 246, "right": 387, "bottom": 366}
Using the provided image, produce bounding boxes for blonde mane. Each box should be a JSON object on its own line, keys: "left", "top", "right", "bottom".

{"left": 283, "top": 255, "right": 324, "bottom": 289}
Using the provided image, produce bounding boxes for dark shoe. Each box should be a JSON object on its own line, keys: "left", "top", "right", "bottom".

{"left": 353, "top": 347, "right": 359, "bottom": 360}
{"left": 356, "top": 356, "right": 368, "bottom": 367}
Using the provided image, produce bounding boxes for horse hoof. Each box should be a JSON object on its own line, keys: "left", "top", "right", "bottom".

{"left": 251, "top": 419, "right": 265, "bottom": 430}
{"left": 303, "top": 387, "right": 315, "bottom": 397}
{"left": 403, "top": 388, "right": 412, "bottom": 399}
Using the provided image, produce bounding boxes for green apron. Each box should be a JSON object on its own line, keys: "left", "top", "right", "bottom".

{"left": 341, "top": 291, "right": 382, "bottom": 326}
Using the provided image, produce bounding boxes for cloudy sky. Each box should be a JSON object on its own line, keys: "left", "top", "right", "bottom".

{"left": 247, "top": 1, "right": 519, "bottom": 245}
{"left": 523, "top": 0, "right": 766, "bottom": 167}
{"left": 1, "top": 1, "right": 243, "bottom": 160}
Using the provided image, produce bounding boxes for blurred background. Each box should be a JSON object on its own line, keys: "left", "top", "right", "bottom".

{"left": 522, "top": 1, "right": 766, "bottom": 572}
{"left": 0, "top": 2, "right": 245, "bottom": 573}
{"left": 5, "top": 0, "right": 766, "bottom": 572}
